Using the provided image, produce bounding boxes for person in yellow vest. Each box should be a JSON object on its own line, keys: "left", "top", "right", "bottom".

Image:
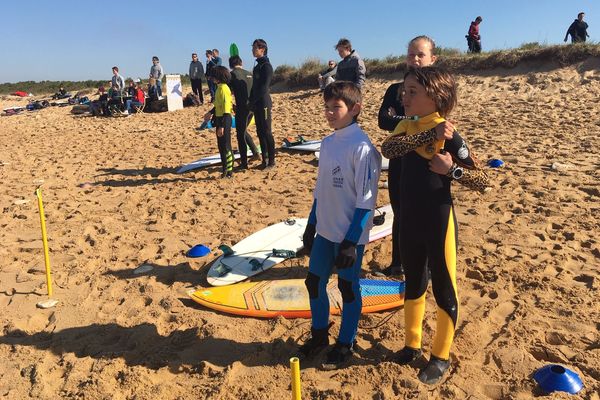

{"left": 203, "top": 66, "right": 234, "bottom": 178}
{"left": 381, "top": 66, "right": 489, "bottom": 384}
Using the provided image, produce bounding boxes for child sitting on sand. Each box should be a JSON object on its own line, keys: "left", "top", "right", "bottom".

{"left": 203, "top": 66, "right": 234, "bottom": 178}
{"left": 297, "top": 81, "right": 381, "bottom": 369}
{"left": 381, "top": 66, "right": 489, "bottom": 384}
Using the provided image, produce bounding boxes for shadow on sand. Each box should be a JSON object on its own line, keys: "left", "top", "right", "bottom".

{"left": 0, "top": 322, "right": 292, "bottom": 372}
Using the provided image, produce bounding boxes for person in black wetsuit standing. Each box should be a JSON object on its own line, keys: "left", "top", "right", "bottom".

{"left": 249, "top": 39, "right": 276, "bottom": 169}
{"left": 229, "top": 55, "right": 260, "bottom": 170}
{"left": 381, "top": 66, "right": 490, "bottom": 385}
{"left": 564, "top": 12, "right": 590, "bottom": 43}
{"left": 376, "top": 35, "right": 437, "bottom": 277}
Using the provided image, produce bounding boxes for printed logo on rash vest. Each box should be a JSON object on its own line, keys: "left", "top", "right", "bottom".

{"left": 332, "top": 166, "right": 343, "bottom": 188}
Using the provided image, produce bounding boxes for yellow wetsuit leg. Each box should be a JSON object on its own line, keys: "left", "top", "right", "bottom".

{"left": 404, "top": 292, "right": 427, "bottom": 349}
{"left": 400, "top": 223, "right": 429, "bottom": 350}
{"left": 430, "top": 206, "right": 459, "bottom": 360}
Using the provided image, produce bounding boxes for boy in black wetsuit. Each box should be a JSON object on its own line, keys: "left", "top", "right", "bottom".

{"left": 249, "top": 39, "right": 276, "bottom": 169}
{"left": 381, "top": 66, "right": 489, "bottom": 385}
{"left": 377, "top": 36, "right": 437, "bottom": 277}
{"left": 228, "top": 55, "right": 260, "bottom": 170}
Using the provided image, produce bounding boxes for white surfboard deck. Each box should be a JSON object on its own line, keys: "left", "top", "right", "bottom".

{"left": 315, "top": 151, "right": 389, "bottom": 171}
{"left": 178, "top": 150, "right": 254, "bottom": 173}
{"left": 207, "top": 218, "right": 308, "bottom": 286}
{"left": 281, "top": 140, "right": 321, "bottom": 152}
{"left": 207, "top": 205, "right": 393, "bottom": 286}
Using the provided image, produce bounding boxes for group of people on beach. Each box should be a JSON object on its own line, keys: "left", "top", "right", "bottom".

{"left": 198, "top": 39, "right": 276, "bottom": 177}
{"left": 94, "top": 14, "right": 591, "bottom": 383}
{"left": 291, "top": 34, "right": 491, "bottom": 385}
{"left": 89, "top": 58, "right": 165, "bottom": 117}
{"left": 293, "top": 13, "right": 591, "bottom": 385}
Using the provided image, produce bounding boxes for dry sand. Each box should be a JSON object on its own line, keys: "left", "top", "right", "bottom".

{"left": 0, "top": 60, "right": 599, "bottom": 399}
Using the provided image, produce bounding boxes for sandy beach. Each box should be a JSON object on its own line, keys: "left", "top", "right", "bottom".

{"left": 0, "top": 60, "right": 599, "bottom": 399}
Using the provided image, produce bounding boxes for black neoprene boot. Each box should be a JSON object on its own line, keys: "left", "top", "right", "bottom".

{"left": 395, "top": 346, "right": 422, "bottom": 365}
{"left": 296, "top": 327, "right": 329, "bottom": 360}
{"left": 322, "top": 341, "right": 354, "bottom": 370}
{"left": 417, "top": 355, "right": 450, "bottom": 384}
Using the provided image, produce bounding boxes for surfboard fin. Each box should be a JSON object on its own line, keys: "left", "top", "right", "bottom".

{"left": 214, "top": 263, "right": 232, "bottom": 277}
{"left": 373, "top": 211, "right": 386, "bottom": 226}
{"left": 283, "top": 135, "right": 307, "bottom": 147}
{"left": 219, "top": 244, "right": 234, "bottom": 257}
{"left": 272, "top": 249, "right": 297, "bottom": 258}
{"left": 249, "top": 258, "right": 263, "bottom": 271}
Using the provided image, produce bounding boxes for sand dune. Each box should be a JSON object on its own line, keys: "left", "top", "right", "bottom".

{"left": 0, "top": 60, "right": 599, "bottom": 399}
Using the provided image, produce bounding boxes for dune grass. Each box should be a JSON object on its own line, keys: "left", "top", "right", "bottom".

{"left": 2, "top": 43, "right": 599, "bottom": 95}
{"left": 275, "top": 42, "right": 600, "bottom": 89}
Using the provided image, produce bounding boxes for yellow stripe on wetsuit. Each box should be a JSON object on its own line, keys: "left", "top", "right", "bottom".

{"left": 404, "top": 207, "right": 459, "bottom": 361}
{"left": 432, "top": 207, "right": 458, "bottom": 360}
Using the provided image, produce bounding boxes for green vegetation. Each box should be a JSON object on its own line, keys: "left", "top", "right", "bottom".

{"left": 0, "top": 80, "right": 106, "bottom": 96}
{"left": 0, "top": 75, "right": 199, "bottom": 96}
{"left": 2, "top": 43, "right": 599, "bottom": 94}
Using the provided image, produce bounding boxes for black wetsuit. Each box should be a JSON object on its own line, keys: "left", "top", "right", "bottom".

{"left": 381, "top": 113, "right": 488, "bottom": 361}
{"left": 378, "top": 82, "right": 404, "bottom": 268}
{"left": 230, "top": 67, "right": 259, "bottom": 167}
{"left": 249, "top": 56, "right": 275, "bottom": 167}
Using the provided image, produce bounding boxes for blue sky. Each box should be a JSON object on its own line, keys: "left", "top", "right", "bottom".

{"left": 0, "top": 0, "right": 597, "bottom": 83}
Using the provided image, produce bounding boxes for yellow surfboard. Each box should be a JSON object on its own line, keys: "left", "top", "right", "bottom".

{"left": 188, "top": 278, "right": 405, "bottom": 319}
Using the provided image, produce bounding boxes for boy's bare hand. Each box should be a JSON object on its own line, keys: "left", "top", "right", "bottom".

{"left": 429, "top": 151, "right": 453, "bottom": 175}
{"left": 435, "top": 121, "right": 455, "bottom": 140}
{"left": 216, "top": 128, "right": 224, "bottom": 137}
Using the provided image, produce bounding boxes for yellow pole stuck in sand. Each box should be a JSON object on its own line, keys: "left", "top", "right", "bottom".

{"left": 290, "top": 357, "right": 301, "bottom": 400}
{"left": 35, "top": 187, "right": 53, "bottom": 297}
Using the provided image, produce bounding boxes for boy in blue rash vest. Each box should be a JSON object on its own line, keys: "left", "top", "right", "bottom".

{"left": 249, "top": 39, "right": 276, "bottom": 169}
{"left": 297, "top": 81, "right": 381, "bottom": 370}
{"left": 203, "top": 66, "right": 234, "bottom": 178}
{"left": 381, "top": 66, "right": 489, "bottom": 385}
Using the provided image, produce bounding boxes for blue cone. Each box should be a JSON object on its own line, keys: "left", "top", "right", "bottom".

{"left": 533, "top": 364, "right": 583, "bottom": 395}
{"left": 187, "top": 244, "right": 211, "bottom": 258}
{"left": 488, "top": 158, "right": 504, "bottom": 168}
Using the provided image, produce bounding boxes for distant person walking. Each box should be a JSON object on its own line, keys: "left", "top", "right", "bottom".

{"left": 150, "top": 56, "right": 164, "bottom": 98}
{"left": 564, "top": 12, "right": 589, "bottom": 43}
{"left": 466, "top": 16, "right": 483, "bottom": 53}
{"left": 189, "top": 53, "right": 205, "bottom": 104}
{"left": 249, "top": 39, "right": 276, "bottom": 169}
{"left": 334, "top": 38, "right": 366, "bottom": 89}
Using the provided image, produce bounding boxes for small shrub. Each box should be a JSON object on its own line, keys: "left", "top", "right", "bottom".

{"left": 519, "top": 42, "right": 543, "bottom": 51}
